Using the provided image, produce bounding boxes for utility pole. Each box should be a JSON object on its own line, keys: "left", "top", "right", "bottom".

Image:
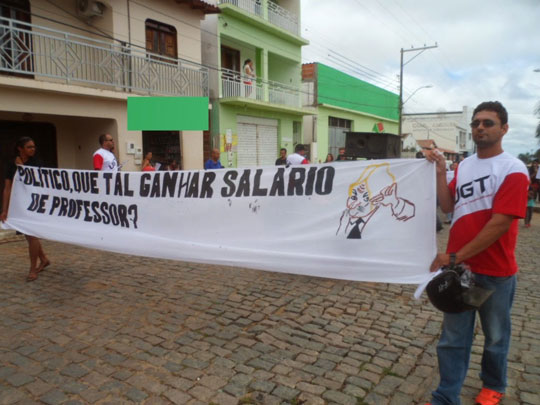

{"left": 398, "top": 44, "right": 438, "bottom": 136}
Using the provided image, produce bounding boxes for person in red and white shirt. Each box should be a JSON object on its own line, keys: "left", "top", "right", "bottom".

{"left": 93, "top": 134, "right": 118, "bottom": 171}
{"left": 425, "top": 102, "right": 529, "bottom": 405}
{"left": 286, "top": 144, "right": 309, "bottom": 166}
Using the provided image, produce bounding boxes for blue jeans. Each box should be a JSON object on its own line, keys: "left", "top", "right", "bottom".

{"left": 431, "top": 274, "right": 516, "bottom": 405}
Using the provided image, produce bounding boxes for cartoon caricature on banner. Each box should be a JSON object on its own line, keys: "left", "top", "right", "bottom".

{"left": 2, "top": 159, "right": 436, "bottom": 284}
{"left": 337, "top": 163, "right": 416, "bottom": 239}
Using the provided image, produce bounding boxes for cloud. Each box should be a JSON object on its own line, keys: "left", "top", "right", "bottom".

{"left": 301, "top": 0, "right": 540, "bottom": 156}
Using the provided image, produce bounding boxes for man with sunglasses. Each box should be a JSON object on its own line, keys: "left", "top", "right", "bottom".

{"left": 93, "top": 134, "right": 118, "bottom": 171}
{"left": 425, "top": 101, "right": 529, "bottom": 405}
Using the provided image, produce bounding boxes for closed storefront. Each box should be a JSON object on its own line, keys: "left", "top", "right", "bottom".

{"left": 237, "top": 116, "right": 278, "bottom": 167}
{"left": 328, "top": 116, "right": 352, "bottom": 158}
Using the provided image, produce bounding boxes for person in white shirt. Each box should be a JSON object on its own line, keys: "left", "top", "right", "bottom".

{"left": 93, "top": 134, "right": 118, "bottom": 171}
{"left": 425, "top": 101, "right": 529, "bottom": 405}
{"left": 286, "top": 144, "right": 309, "bottom": 166}
{"left": 243, "top": 59, "right": 256, "bottom": 98}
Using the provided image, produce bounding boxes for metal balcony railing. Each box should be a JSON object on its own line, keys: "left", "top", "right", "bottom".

{"left": 218, "top": 0, "right": 299, "bottom": 36}
{"left": 220, "top": 68, "right": 300, "bottom": 108}
{"left": 267, "top": 1, "right": 299, "bottom": 36}
{"left": 221, "top": 68, "right": 264, "bottom": 101}
{"left": 0, "top": 16, "right": 208, "bottom": 97}
{"left": 267, "top": 78, "right": 300, "bottom": 107}
{"left": 219, "top": 0, "right": 263, "bottom": 17}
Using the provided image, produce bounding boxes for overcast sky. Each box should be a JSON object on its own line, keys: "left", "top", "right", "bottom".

{"left": 300, "top": 0, "right": 540, "bottom": 157}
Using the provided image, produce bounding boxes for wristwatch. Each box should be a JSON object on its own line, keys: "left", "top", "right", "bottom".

{"left": 449, "top": 252, "right": 457, "bottom": 267}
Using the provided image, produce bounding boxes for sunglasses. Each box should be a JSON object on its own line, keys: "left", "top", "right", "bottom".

{"left": 470, "top": 119, "right": 496, "bottom": 129}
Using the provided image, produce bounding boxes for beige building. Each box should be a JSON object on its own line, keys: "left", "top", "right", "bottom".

{"left": 401, "top": 107, "right": 474, "bottom": 160}
{"left": 0, "top": 0, "right": 218, "bottom": 189}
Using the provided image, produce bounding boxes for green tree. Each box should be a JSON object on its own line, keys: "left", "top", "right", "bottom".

{"left": 518, "top": 149, "right": 540, "bottom": 165}
{"left": 518, "top": 153, "right": 531, "bottom": 164}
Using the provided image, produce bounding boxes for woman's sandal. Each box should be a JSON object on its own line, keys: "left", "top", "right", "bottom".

{"left": 26, "top": 272, "right": 38, "bottom": 282}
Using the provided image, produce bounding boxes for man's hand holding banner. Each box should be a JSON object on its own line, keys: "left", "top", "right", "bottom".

{"left": 3, "top": 159, "right": 436, "bottom": 284}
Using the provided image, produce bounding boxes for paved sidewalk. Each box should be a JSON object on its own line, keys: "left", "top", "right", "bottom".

{"left": 0, "top": 218, "right": 538, "bottom": 405}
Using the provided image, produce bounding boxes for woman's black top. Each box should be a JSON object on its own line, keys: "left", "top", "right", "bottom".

{"left": 5, "top": 157, "right": 42, "bottom": 181}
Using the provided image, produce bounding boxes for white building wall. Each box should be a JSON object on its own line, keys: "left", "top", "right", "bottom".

{"left": 201, "top": 14, "right": 220, "bottom": 100}
{"left": 1, "top": 0, "right": 209, "bottom": 170}
{"left": 402, "top": 106, "right": 474, "bottom": 155}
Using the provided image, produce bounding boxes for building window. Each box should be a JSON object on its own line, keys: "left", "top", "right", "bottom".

{"left": 328, "top": 117, "right": 352, "bottom": 158}
{"left": 0, "top": 0, "right": 34, "bottom": 76}
{"left": 293, "top": 121, "right": 302, "bottom": 147}
{"left": 329, "top": 117, "right": 352, "bottom": 129}
{"left": 145, "top": 19, "right": 177, "bottom": 61}
{"left": 221, "top": 45, "right": 240, "bottom": 75}
{"left": 459, "top": 130, "right": 466, "bottom": 149}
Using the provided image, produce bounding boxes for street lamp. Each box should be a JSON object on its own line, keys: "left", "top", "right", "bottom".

{"left": 534, "top": 68, "right": 540, "bottom": 72}
{"left": 403, "top": 84, "right": 433, "bottom": 105}
{"left": 398, "top": 44, "right": 438, "bottom": 136}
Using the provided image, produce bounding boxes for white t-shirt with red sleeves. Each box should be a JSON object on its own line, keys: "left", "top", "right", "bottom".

{"left": 447, "top": 152, "right": 529, "bottom": 277}
{"left": 93, "top": 148, "right": 118, "bottom": 171}
{"left": 286, "top": 153, "right": 309, "bottom": 166}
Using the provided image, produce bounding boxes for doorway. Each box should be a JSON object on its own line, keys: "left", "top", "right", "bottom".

{"left": 221, "top": 45, "right": 240, "bottom": 74}
{"left": 328, "top": 116, "right": 352, "bottom": 158}
{"left": 142, "top": 131, "right": 181, "bottom": 170}
{"left": 0, "top": 120, "right": 57, "bottom": 207}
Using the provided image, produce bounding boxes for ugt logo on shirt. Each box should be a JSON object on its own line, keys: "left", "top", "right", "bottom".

{"left": 455, "top": 175, "right": 490, "bottom": 204}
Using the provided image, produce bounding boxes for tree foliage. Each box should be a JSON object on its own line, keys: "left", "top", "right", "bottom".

{"left": 518, "top": 149, "right": 540, "bottom": 164}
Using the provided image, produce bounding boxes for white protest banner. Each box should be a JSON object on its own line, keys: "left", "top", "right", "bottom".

{"left": 3, "top": 159, "right": 436, "bottom": 283}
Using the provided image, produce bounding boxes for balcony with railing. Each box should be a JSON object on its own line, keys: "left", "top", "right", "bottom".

{"left": 220, "top": 68, "right": 301, "bottom": 109}
{"left": 0, "top": 16, "right": 208, "bottom": 97}
{"left": 218, "top": 0, "right": 299, "bottom": 37}
{"left": 267, "top": 1, "right": 298, "bottom": 35}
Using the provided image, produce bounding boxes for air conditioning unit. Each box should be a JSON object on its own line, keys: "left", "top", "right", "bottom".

{"left": 76, "top": 0, "right": 105, "bottom": 17}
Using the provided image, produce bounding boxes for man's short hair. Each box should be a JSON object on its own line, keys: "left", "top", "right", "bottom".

{"left": 98, "top": 134, "right": 108, "bottom": 146}
{"left": 473, "top": 101, "right": 508, "bottom": 125}
{"left": 295, "top": 144, "right": 306, "bottom": 153}
{"left": 280, "top": 148, "right": 287, "bottom": 153}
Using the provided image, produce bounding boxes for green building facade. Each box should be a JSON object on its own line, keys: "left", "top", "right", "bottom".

{"left": 201, "top": 0, "right": 311, "bottom": 168}
{"left": 302, "top": 63, "right": 399, "bottom": 162}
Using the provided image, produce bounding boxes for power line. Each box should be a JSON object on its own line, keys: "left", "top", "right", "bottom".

{"left": 302, "top": 25, "right": 398, "bottom": 88}
{"left": 2, "top": 1, "right": 407, "bottom": 112}
{"left": 350, "top": 0, "right": 410, "bottom": 44}
{"left": 388, "top": 0, "right": 435, "bottom": 44}
{"left": 302, "top": 27, "right": 394, "bottom": 82}
{"left": 130, "top": 0, "right": 304, "bottom": 68}
{"left": 302, "top": 46, "right": 402, "bottom": 94}
{"left": 328, "top": 51, "right": 397, "bottom": 88}
{"left": 33, "top": 0, "right": 304, "bottom": 76}
{"left": 327, "top": 54, "right": 398, "bottom": 90}
{"left": 36, "top": 0, "right": 409, "bottom": 102}
{"left": 301, "top": 43, "right": 398, "bottom": 92}
{"left": 370, "top": 0, "right": 425, "bottom": 45}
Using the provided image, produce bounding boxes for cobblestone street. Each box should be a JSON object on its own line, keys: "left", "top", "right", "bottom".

{"left": 1, "top": 217, "right": 539, "bottom": 405}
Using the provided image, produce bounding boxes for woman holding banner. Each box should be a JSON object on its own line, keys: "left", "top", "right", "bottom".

{"left": 1, "top": 137, "right": 50, "bottom": 282}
